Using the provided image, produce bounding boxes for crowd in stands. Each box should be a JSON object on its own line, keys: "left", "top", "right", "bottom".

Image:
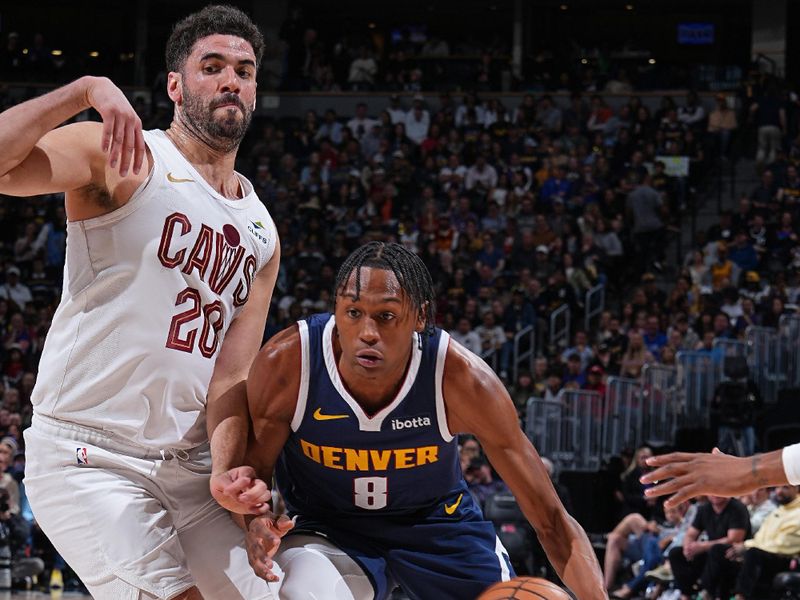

{"left": 2, "top": 52, "right": 800, "bottom": 591}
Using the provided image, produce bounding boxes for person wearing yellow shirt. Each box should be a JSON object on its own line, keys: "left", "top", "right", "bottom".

{"left": 725, "top": 485, "right": 800, "bottom": 599}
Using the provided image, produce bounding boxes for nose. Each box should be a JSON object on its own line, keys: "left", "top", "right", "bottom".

{"left": 358, "top": 317, "right": 379, "bottom": 345}
{"left": 219, "top": 65, "right": 241, "bottom": 94}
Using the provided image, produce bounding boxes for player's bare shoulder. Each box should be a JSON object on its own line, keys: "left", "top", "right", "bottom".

{"left": 444, "top": 336, "right": 499, "bottom": 392}
{"left": 247, "top": 324, "right": 303, "bottom": 421}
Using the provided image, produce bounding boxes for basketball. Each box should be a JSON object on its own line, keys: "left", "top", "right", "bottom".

{"left": 477, "top": 577, "right": 572, "bottom": 600}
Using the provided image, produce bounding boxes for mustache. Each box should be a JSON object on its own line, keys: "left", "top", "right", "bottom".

{"left": 211, "top": 94, "right": 246, "bottom": 111}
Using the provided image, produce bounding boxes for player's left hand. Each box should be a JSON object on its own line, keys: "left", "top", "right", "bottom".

{"left": 246, "top": 513, "right": 295, "bottom": 582}
{"left": 210, "top": 466, "right": 272, "bottom": 515}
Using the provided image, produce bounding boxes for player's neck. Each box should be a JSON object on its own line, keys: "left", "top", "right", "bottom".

{"left": 165, "top": 124, "right": 242, "bottom": 199}
{"left": 334, "top": 340, "right": 412, "bottom": 415}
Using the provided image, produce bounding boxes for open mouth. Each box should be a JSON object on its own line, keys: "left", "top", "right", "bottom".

{"left": 355, "top": 350, "right": 383, "bottom": 368}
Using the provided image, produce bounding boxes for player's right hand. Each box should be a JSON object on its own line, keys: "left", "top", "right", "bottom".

{"left": 210, "top": 466, "right": 273, "bottom": 515}
{"left": 84, "top": 76, "right": 145, "bottom": 177}
{"left": 246, "top": 513, "right": 295, "bottom": 582}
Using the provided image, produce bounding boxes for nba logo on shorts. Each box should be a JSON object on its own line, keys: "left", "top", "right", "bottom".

{"left": 76, "top": 448, "right": 88, "bottom": 465}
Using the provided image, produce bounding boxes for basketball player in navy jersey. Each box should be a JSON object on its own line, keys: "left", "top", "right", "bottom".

{"left": 213, "top": 242, "right": 605, "bottom": 599}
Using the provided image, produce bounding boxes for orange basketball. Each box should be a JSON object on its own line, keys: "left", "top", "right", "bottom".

{"left": 477, "top": 576, "right": 572, "bottom": 600}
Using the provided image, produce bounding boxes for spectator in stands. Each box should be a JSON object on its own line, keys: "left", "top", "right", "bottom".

{"left": 616, "top": 446, "right": 657, "bottom": 520}
{"left": 509, "top": 370, "right": 535, "bottom": 417}
{"left": 404, "top": 95, "right": 430, "bottom": 145}
{"left": 750, "top": 81, "right": 786, "bottom": 167}
{"left": 465, "top": 456, "right": 509, "bottom": 510}
{"left": 727, "top": 485, "right": 800, "bottom": 600}
{"left": 708, "top": 93, "right": 738, "bottom": 159}
{"left": 627, "top": 175, "right": 666, "bottom": 274}
{"left": 465, "top": 154, "right": 498, "bottom": 196}
{"left": 583, "top": 364, "right": 606, "bottom": 397}
{"left": 451, "top": 316, "right": 482, "bottom": 355}
{"left": 620, "top": 331, "right": 654, "bottom": 379}
{"left": 561, "top": 330, "right": 593, "bottom": 371}
{"left": 347, "top": 102, "right": 378, "bottom": 142}
{"left": 741, "top": 488, "right": 777, "bottom": 535}
{"left": 604, "top": 501, "right": 690, "bottom": 598}
{"left": 348, "top": 46, "right": 378, "bottom": 90}
{"left": 0, "top": 267, "right": 32, "bottom": 312}
{"left": 678, "top": 91, "right": 706, "bottom": 132}
{"left": 668, "top": 495, "right": 750, "bottom": 600}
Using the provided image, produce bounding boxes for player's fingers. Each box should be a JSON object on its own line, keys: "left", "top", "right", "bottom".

{"left": 108, "top": 115, "right": 125, "bottom": 169}
{"left": 132, "top": 119, "right": 145, "bottom": 175}
{"left": 662, "top": 483, "right": 700, "bottom": 509}
{"left": 644, "top": 452, "right": 695, "bottom": 467}
{"left": 275, "top": 515, "right": 295, "bottom": 532}
{"left": 119, "top": 119, "right": 136, "bottom": 177}
{"left": 101, "top": 115, "right": 114, "bottom": 153}
{"left": 238, "top": 479, "right": 270, "bottom": 505}
{"left": 640, "top": 462, "right": 687, "bottom": 484}
{"left": 644, "top": 475, "right": 684, "bottom": 498}
{"left": 223, "top": 476, "right": 252, "bottom": 497}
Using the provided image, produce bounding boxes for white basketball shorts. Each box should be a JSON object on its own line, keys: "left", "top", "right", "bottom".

{"left": 23, "top": 413, "right": 281, "bottom": 600}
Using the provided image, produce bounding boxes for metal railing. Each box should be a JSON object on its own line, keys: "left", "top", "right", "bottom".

{"left": 512, "top": 324, "right": 535, "bottom": 384}
{"left": 746, "top": 326, "right": 786, "bottom": 404}
{"left": 781, "top": 315, "right": 800, "bottom": 389}
{"left": 549, "top": 303, "right": 571, "bottom": 351}
{"left": 712, "top": 338, "right": 749, "bottom": 383}
{"left": 676, "top": 351, "right": 717, "bottom": 427}
{"left": 527, "top": 390, "right": 604, "bottom": 472}
{"left": 602, "top": 377, "right": 643, "bottom": 461}
{"left": 584, "top": 284, "right": 606, "bottom": 333}
{"left": 641, "top": 364, "right": 679, "bottom": 447}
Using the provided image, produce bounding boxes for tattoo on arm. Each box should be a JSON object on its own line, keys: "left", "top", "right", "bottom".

{"left": 752, "top": 454, "right": 769, "bottom": 487}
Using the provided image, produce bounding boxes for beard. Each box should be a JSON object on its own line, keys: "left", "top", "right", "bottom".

{"left": 180, "top": 84, "right": 252, "bottom": 153}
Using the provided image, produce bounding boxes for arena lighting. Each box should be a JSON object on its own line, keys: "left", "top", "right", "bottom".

{"left": 21, "top": 49, "right": 28, "bottom": 55}
{"left": 648, "top": 58, "right": 656, "bottom": 64}
{"left": 625, "top": 3, "right": 634, "bottom": 9}
{"left": 368, "top": 22, "right": 376, "bottom": 29}
{"left": 560, "top": 4, "right": 568, "bottom": 9}
{"left": 51, "top": 50, "right": 62, "bottom": 56}
{"left": 580, "top": 58, "right": 588, "bottom": 64}
{"left": 89, "top": 51, "right": 99, "bottom": 58}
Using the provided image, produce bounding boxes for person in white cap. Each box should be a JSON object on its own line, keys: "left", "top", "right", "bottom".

{"left": 0, "top": 267, "right": 32, "bottom": 311}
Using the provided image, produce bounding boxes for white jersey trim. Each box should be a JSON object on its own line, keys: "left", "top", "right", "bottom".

{"left": 321, "top": 315, "right": 421, "bottom": 432}
{"left": 434, "top": 331, "right": 454, "bottom": 442}
{"left": 783, "top": 443, "right": 800, "bottom": 485}
{"left": 291, "top": 321, "right": 311, "bottom": 432}
{"left": 495, "top": 536, "right": 512, "bottom": 582}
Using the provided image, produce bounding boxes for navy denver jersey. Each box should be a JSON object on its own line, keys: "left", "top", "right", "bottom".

{"left": 276, "top": 312, "right": 462, "bottom": 518}
{"left": 274, "top": 313, "right": 514, "bottom": 599}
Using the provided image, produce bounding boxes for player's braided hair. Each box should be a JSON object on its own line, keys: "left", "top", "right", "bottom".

{"left": 334, "top": 242, "right": 436, "bottom": 337}
{"left": 166, "top": 5, "right": 265, "bottom": 73}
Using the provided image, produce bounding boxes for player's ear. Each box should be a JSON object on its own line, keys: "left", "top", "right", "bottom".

{"left": 415, "top": 303, "right": 428, "bottom": 333}
{"left": 167, "top": 72, "right": 182, "bottom": 106}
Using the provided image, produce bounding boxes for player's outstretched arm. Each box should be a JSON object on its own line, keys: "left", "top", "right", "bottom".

{"left": 208, "top": 245, "right": 280, "bottom": 515}
{"left": 640, "top": 447, "right": 789, "bottom": 508}
{"left": 0, "top": 76, "right": 145, "bottom": 200}
{"left": 443, "top": 341, "right": 606, "bottom": 600}
{"left": 234, "top": 325, "right": 300, "bottom": 582}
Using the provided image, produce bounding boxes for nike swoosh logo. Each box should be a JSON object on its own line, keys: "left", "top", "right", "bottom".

{"left": 167, "top": 172, "right": 194, "bottom": 183}
{"left": 444, "top": 493, "right": 463, "bottom": 515}
{"left": 313, "top": 408, "right": 349, "bottom": 421}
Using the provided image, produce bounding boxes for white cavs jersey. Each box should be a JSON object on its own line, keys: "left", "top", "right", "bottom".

{"left": 31, "top": 130, "right": 277, "bottom": 449}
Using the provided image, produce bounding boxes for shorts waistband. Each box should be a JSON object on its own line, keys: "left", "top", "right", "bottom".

{"left": 31, "top": 412, "right": 208, "bottom": 461}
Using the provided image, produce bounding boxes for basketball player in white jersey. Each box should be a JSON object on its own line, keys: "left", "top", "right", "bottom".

{"left": 0, "top": 5, "right": 284, "bottom": 600}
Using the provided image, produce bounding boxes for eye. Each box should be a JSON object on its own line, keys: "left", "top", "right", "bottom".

{"left": 380, "top": 312, "right": 395, "bottom": 322}
{"left": 203, "top": 65, "right": 219, "bottom": 73}
{"left": 238, "top": 70, "right": 253, "bottom": 79}
{"left": 346, "top": 308, "right": 360, "bottom": 319}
